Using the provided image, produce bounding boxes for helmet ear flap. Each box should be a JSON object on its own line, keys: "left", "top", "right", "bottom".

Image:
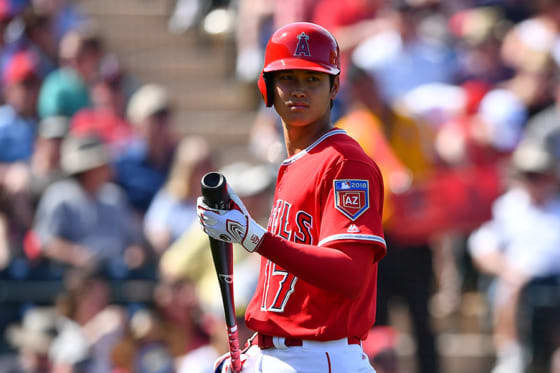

{"left": 258, "top": 72, "right": 274, "bottom": 107}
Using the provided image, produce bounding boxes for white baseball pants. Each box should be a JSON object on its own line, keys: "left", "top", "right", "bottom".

{"left": 230, "top": 337, "right": 376, "bottom": 372}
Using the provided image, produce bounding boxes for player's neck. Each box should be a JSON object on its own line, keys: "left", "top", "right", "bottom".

{"left": 282, "top": 120, "right": 333, "bottom": 158}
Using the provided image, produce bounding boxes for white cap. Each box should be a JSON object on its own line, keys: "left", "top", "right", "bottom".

{"left": 61, "top": 135, "right": 109, "bottom": 175}
{"left": 512, "top": 140, "right": 556, "bottom": 174}
{"left": 127, "top": 84, "right": 170, "bottom": 124}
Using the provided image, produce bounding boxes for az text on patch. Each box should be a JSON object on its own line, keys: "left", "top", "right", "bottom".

{"left": 333, "top": 179, "right": 369, "bottom": 221}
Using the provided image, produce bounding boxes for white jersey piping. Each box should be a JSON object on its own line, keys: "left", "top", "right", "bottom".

{"left": 281, "top": 129, "right": 347, "bottom": 165}
{"left": 318, "top": 233, "right": 387, "bottom": 247}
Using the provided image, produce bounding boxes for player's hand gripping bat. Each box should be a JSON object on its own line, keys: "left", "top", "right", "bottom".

{"left": 201, "top": 172, "right": 242, "bottom": 373}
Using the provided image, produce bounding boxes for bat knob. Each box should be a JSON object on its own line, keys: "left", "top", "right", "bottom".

{"left": 201, "top": 172, "right": 229, "bottom": 209}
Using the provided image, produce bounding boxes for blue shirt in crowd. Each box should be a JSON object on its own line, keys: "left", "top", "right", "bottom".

{"left": 0, "top": 105, "right": 36, "bottom": 162}
{"left": 113, "top": 139, "right": 171, "bottom": 213}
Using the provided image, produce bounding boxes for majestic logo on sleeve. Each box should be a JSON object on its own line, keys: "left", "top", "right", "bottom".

{"left": 334, "top": 179, "right": 370, "bottom": 221}
{"left": 294, "top": 32, "right": 311, "bottom": 57}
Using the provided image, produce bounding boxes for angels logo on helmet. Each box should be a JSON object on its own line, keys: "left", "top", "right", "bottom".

{"left": 294, "top": 32, "right": 311, "bottom": 57}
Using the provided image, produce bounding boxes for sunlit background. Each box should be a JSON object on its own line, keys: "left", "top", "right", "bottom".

{"left": 0, "top": 0, "right": 560, "bottom": 372}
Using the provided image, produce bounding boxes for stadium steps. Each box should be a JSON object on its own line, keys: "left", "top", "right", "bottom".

{"left": 76, "top": 0, "right": 259, "bottom": 163}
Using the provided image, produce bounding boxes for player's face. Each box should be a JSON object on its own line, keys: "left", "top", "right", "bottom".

{"left": 272, "top": 69, "right": 338, "bottom": 128}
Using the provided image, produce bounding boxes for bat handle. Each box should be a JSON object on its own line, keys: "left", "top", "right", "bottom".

{"left": 228, "top": 325, "right": 242, "bottom": 372}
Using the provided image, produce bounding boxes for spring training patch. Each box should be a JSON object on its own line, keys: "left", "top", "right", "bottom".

{"left": 334, "top": 179, "right": 369, "bottom": 221}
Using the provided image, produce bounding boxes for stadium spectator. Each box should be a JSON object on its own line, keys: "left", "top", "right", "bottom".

{"left": 32, "top": 134, "right": 146, "bottom": 278}
{"left": 37, "top": 28, "right": 103, "bottom": 119}
{"left": 110, "top": 308, "right": 176, "bottom": 373}
{"left": 449, "top": 6, "right": 514, "bottom": 86}
{"left": 352, "top": 1, "right": 458, "bottom": 105}
{"left": 498, "top": 1, "right": 560, "bottom": 116}
{"left": 144, "top": 136, "right": 213, "bottom": 254}
{"left": 26, "top": 115, "right": 68, "bottom": 208}
{"left": 523, "top": 71, "right": 560, "bottom": 163}
{"left": 31, "top": 0, "right": 88, "bottom": 42}
{"left": 1, "top": 306, "right": 57, "bottom": 373}
{"left": 0, "top": 0, "right": 13, "bottom": 52}
{"left": 112, "top": 278, "right": 206, "bottom": 373}
{"left": 0, "top": 50, "right": 41, "bottom": 163}
{"left": 52, "top": 269, "right": 126, "bottom": 373}
{"left": 1, "top": 5, "right": 58, "bottom": 79}
{"left": 0, "top": 115, "right": 69, "bottom": 270}
{"left": 70, "top": 54, "right": 134, "bottom": 153}
{"left": 153, "top": 277, "right": 209, "bottom": 356}
{"left": 468, "top": 139, "right": 560, "bottom": 373}
{"left": 113, "top": 83, "right": 177, "bottom": 214}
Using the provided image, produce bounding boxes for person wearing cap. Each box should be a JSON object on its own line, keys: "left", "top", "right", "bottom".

{"left": 468, "top": 139, "right": 560, "bottom": 373}
{"left": 32, "top": 134, "right": 147, "bottom": 277}
{"left": 113, "top": 83, "right": 177, "bottom": 214}
{"left": 0, "top": 50, "right": 41, "bottom": 163}
{"left": 197, "top": 22, "right": 386, "bottom": 372}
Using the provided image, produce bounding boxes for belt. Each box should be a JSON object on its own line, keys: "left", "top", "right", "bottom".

{"left": 256, "top": 333, "right": 361, "bottom": 350}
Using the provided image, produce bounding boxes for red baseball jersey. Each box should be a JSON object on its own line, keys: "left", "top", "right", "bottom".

{"left": 245, "top": 129, "right": 386, "bottom": 341}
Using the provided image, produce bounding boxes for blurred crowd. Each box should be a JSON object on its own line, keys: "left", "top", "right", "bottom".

{"left": 233, "top": 0, "right": 560, "bottom": 373}
{"left": 0, "top": 0, "right": 560, "bottom": 373}
{"left": 0, "top": 1, "right": 274, "bottom": 372}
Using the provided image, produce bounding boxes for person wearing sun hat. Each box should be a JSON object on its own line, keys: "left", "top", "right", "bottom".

{"left": 32, "top": 134, "right": 147, "bottom": 276}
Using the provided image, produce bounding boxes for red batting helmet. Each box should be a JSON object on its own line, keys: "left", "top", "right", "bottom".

{"left": 258, "top": 22, "right": 341, "bottom": 107}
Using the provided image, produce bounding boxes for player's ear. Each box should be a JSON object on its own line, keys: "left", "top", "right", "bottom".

{"left": 330, "top": 75, "right": 340, "bottom": 100}
{"left": 329, "top": 75, "right": 339, "bottom": 109}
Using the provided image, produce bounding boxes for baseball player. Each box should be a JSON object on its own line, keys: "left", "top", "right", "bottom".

{"left": 197, "top": 22, "right": 386, "bottom": 372}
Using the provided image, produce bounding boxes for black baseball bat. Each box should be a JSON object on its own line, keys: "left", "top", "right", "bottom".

{"left": 201, "top": 172, "right": 242, "bottom": 372}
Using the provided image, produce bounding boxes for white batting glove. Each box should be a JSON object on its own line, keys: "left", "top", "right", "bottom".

{"left": 197, "top": 186, "right": 267, "bottom": 252}
{"left": 213, "top": 351, "right": 250, "bottom": 373}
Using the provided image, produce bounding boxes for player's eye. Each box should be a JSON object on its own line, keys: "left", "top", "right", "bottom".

{"left": 277, "top": 74, "right": 294, "bottom": 80}
{"left": 306, "top": 74, "right": 322, "bottom": 82}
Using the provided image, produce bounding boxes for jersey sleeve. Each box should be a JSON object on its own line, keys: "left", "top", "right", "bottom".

{"left": 318, "top": 159, "right": 386, "bottom": 254}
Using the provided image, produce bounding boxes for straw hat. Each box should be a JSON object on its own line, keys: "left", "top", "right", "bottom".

{"left": 6, "top": 307, "right": 58, "bottom": 354}
{"left": 60, "top": 134, "right": 109, "bottom": 175}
